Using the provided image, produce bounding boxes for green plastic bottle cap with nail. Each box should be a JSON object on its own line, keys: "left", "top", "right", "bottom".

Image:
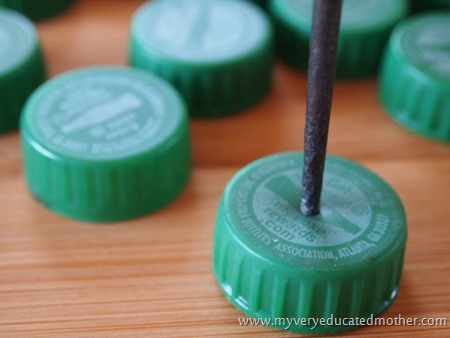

{"left": 213, "top": 153, "right": 407, "bottom": 334}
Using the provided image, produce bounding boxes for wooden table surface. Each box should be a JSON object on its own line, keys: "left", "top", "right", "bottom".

{"left": 1, "top": 1, "right": 449, "bottom": 337}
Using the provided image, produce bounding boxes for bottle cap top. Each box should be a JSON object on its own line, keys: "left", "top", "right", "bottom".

{"left": 0, "top": 8, "right": 46, "bottom": 133}
{"left": 130, "top": 0, "right": 273, "bottom": 117}
{"left": 379, "top": 12, "right": 450, "bottom": 142}
{"left": 21, "top": 67, "right": 191, "bottom": 223}
{"left": 214, "top": 153, "right": 407, "bottom": 334}
{"left": 270, "top": 0, "right": 408, "bottom": 78}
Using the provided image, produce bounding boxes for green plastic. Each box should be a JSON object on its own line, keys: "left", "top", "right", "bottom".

{"left": 213, "top": 153, "right": 407, "bottom": 334}
{"left": 0, "top": 9, "right": 46, "bottom": 134}
{"left": 21, "top": 67, "right": 191, "bottom": 223}
{"left": 379, "top": 13, "right": 450, "bottom": 142}
{"left": 0, "top": 0, "right": 76, "bottom": 21}
{"left": 129, "top": 0, "right": 273, "bottom": 117}
{"left": 410, "top": 0, "right": 450, "bottom": 13}
{"left": 270, "top": 0, "right": 409, "bottom": 79}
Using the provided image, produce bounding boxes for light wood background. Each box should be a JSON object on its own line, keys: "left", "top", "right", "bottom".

{"left": 1, "top": 1, "right": 449, "bottom": 337}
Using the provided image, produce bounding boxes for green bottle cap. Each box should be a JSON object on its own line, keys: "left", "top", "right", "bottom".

{"left": 379, "top": 13, "right": 450, "bottom": 142}
{"left": 270, "top": 0, "right": 409, "bottom": 79}
{"left": 0, "top": 0, "right": 76, "bottom": 21}
{"left": 21, "top": 67, "right": 191, "bottom": 223}
{"left": 410, "top": 0, "right": 450, "bottom": 13}
{"left": 129, "top": 0, "right": 273, "bottom": 117}
{"left": 0, "top": 8, "right": 46, "bottom": 134}
{"left": 213, "top": 153, "right": 407, "bottom": 334}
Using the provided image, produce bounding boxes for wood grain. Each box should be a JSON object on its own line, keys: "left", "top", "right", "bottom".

{"left": 1, "top": 1, "right": 449, "bottom": 337}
